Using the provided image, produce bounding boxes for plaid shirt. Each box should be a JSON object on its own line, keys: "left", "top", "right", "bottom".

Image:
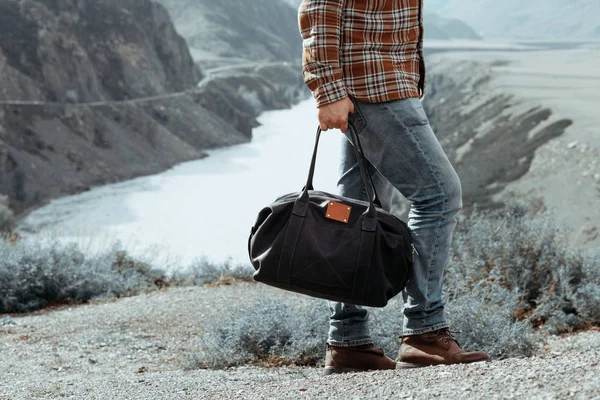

{"left": 298, "top": 0, "right": 425, "bottom": 107}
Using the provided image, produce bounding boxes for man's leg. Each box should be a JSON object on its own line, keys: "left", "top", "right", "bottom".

{"left": 328, "top": 100, "right": 403, "bottom": 347}
{"left": 336, "top": 95, "right": 487, "bottom": 366}
{"left": 327, "top": 133, "right": 393, "bottom": 348}
{"left": 326, "top": 95, "right": 487, "bottom": 370}
{"left": 322, "top": 109, "right": 400, "bottom": 375}
{"left": 337, "top": 95, "right": 460, "bottom": 335}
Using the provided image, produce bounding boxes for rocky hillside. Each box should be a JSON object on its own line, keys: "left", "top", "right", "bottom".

{"left": 382, "top": 52, "right": 577, "bottom": 226}
{"left": 423, "top": 12, "right": 480, "bottom": 41}
{"left": 155, "top": 0, "right": 306, "bottom": 113}
{"left": 422, "top": 58, "right": 572, "bottom": 209}
{"left": 0, "top": 0, "right": 304, "bottom": 224}
{"left": 0, "top": 0, "right": 201, "bottom": 103}
{"left": 156, "top": 0, "right": 302, "bottom": 63}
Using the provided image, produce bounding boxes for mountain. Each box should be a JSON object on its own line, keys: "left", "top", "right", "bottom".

{"left": 0, "top": 0, "right": 201, "bottom": 103}
{"left": 155, "top": 0, "right": 302, "bottom": 63}
{"left": 423, "top": 12, "right": 480, "bottom": 40}
{"left": 0, "top": 0, "right": 295, "bottom": 220}
{"left": 429, "top": 0, "right": 600, "bottom": 40}
{"left": 154, "top": 0, "right": 307, "bottom": 121}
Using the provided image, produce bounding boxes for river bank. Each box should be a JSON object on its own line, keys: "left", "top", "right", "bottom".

{"left": 16, "top": 43, "right": 600, "bottom": 267}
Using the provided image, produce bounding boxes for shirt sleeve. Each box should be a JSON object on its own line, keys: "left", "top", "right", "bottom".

{"left": 298, "top": 0, "right": 347, "bottom": 108}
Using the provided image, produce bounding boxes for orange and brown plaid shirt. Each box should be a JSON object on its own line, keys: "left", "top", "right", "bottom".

{"left": 298, "top": 0, "right": 426, "bottom": 107}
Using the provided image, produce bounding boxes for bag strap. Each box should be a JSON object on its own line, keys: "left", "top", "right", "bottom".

{"left": 349, "top": 121, "right": 381, "bottom": 207}
{"left": 299, "top": 124, "right": 382, "bottom": 220}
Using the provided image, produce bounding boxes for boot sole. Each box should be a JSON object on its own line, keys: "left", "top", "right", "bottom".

{"left": 396, "top": 360, "right": 490, "bottom": 368}
{"left": 396, "top": 361, "right": 428, "bottom": 369}
{"left": 323, "top": 362, "right": 400, "bottom": 375}
{"left": 323, "top": 366, "right": 364, "bottom": 375}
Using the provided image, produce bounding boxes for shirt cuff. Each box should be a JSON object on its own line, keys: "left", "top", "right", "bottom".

{"left": 313, "top": 79, "right": 348, "bottom": 108}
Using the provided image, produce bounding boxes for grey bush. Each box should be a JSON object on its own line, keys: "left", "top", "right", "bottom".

{"left": 0, "top": 195, "right": 13, "bottom": 232}
{"left": 573, "top": 283, "right": 600, "bottom": 324}
{"left": 192, "top": 202, "right": 600, "bottom": 369}
{"left": 0, "top": 239, "right": 168, "bottom": 313}
{"left": 188, "top": 297, "right": 329, "bottom": 369}
{"left": 0, "top": 237, "right": 254, "bottom": 314}
{"left": 171, "top": 255, "right": 253, "bottom": 286}
{"left": 445, "top": 284, "right": 540, "bottom": 358}
{"left": 3, "top": 201, "right": 597, "bottom": 368}
{"left": 449, "top": 203, "right": 600, "bottom": 334}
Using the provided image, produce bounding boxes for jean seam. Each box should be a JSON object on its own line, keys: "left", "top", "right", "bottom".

{"left": 424, "top": 195, "right": 446, "bottom": 326}
{"left": 381, "top": 101, "right": 448, "bottom": 327}
{"left": 327, "top": 338, "right": 374, "bottom": 347}
{"left": 401, "top": 322, "right": 450, "bottom": 337}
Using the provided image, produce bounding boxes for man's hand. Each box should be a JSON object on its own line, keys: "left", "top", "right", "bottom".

{"left": 318, "top": 96, "right": 355, "bottom": 132}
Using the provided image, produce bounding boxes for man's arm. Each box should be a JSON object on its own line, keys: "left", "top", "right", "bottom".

{"left": 298, "top": 0, "right": 354, "bottom": 131}
{"left": 298, "top": 0, "right": 347, "bottom": 108}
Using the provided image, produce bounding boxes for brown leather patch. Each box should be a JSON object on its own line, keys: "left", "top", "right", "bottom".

{"left": 325, "top": 201, "right": 352, "bottom": 224}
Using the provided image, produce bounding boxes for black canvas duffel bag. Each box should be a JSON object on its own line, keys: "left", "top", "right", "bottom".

{"left": 247, "top": 123, "right": 414, "bottom": 307}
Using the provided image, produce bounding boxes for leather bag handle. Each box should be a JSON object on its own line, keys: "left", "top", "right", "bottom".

{"left": 295, "top": 123, "right": 381, "bottom": 231}
{"left": 303, "top": 124, "right": 381, "bottom": 207}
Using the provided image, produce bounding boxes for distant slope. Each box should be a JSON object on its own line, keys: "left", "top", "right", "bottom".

{"left": 424, "top": 12, "right": 480, "bottom": 40}
{"left": 430, "top": 0, "right": 600, "bottom": 40}
{"left": 155, "top": 0, "right": 302, "bottom": 63}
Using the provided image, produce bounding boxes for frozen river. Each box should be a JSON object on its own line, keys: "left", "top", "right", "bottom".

{"left": 18, "top": 98, "right": 345, "bottom": 269}
{"left": 18, "top": 42, "right": 600, "bottom": 269}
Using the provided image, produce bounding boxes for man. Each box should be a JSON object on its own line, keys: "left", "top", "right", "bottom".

{"left": 298, "top": 0, "right": 489, "bottom": 374}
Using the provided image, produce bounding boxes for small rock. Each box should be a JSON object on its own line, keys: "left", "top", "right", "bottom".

{"left": 0, "top": 317, "right": 16, "bottom": 326}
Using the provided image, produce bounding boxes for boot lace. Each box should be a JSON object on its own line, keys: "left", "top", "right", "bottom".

{"left": 434, "top": 328, "right": 462, "bottom": 346}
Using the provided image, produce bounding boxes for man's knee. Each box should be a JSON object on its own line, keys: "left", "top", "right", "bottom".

{"left": 445, "top": 168, "right": 463, "bottom": 213}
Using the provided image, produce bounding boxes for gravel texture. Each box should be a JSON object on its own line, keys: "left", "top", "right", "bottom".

{"left": 1, "top": 282, "right": 599, "bottom": 399}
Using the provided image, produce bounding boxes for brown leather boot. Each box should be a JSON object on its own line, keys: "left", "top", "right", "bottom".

{"left": 397, "top": 328, "right": 489, "bottom": 368}
{"left": 323, "top": 344, "right": 397, "bottom": 375}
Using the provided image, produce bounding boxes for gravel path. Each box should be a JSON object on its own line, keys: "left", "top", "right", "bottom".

{"left": 1, "top": 283, "right": 599, "bottom": 399}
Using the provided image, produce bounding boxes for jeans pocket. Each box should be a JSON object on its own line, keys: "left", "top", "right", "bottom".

{"left": 383, "top": 97, "right": 429, "bottom": 127}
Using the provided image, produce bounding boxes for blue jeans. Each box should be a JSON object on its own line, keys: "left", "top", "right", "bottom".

{"left": 327, "top": 96, "right": 463, "bottom": 346}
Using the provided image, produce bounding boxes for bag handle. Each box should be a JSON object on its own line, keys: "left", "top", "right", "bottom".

{"left": 349, "top": 123, "right": 382, "bottom": 207}
{"left": 295, "top": 123, "right": 381, "bottom": 230}
{"left": 303, "top": 124, "right": 381, "bottom": 207}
